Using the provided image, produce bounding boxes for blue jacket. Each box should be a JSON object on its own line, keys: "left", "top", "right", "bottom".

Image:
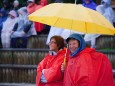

{"left": 82, "top": 0, "right": 97, "bottom": 10}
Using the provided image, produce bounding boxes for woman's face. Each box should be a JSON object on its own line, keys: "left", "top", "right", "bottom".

{"left": 68, "top": 39, "right": 79, "bottom": 53}
{"left": 49, "top": 38, "right": 59, "bottom": 52}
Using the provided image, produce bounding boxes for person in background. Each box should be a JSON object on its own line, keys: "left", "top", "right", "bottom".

{"left": 13, "top": 0, "right": 20, "bottom": 11}
{"left": 39, "top": 0, "right": 48, "bottom": 6}
{"left": 1, "top": 10, "right": 17, "bottom": 48}
{"left": 1, "top": 0, "right": 11, "bottom": 15}
{"left": 12, "top": 0, "right": 20, "bottom": 16}
{"left": 96, "top": 0, "right": 115, "bottom": 25}
{"left": 61, "top": 33, "right": 114, "bottom": 86}
{"left": 27, "top": 0, "right": 44, "bottom": 34}
{"left": 11, "top": 7, "right": 37, "bottom": 48}
{"left": 0, "top": 9, "right": 8, "bottom": 48}
{"left": 82, "top": 0, "right": 97, "bottom": 10}
{"left": 82, "top": 0, "right": 100, "bottom": 48}
{"left": 36, "top": 35, "right": 66, "bottom": 86}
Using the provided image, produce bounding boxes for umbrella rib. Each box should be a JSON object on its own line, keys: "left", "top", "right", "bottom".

{"left": 53, "top": 16, "right": 59, "bottom": 26}
{"left": 85, "top": 22, "right": 87, "bottom": 33}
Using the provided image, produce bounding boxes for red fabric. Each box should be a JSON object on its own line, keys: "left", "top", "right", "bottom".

{"left": 39, "top": 0, "right": 48, "bottom": 6}
{"left": 27, "top": 4, "right": 42, "bottom": 14}
{"left": 64, "top": 48, "right": 114, "bottom": 86}
{"left": 27, "top": 4, "right": 44, "bottom": 32}
{"left": 36, "top": 48, "right": 67, "bottom": 86}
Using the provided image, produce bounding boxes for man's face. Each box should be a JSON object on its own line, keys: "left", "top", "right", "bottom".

{"left": 68, "top": 39, "right": 79, "bottom": 54}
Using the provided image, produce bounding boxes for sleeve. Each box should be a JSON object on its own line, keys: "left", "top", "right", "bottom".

{"left": 37, "top": 55, "right": 48, "bottom": 73}
{"left": 36, "top": 55, "right": 48, "bottom": 86}
{"left": 43, "top": 55, "right": 64, "bottom": 82}
{"left": 23, "top": 21, "right": 32, "bottom": 33}
{"left": 12, "top": 22, "right": 18, "bottom": 31}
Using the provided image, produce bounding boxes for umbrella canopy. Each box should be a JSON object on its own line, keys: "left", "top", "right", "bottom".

{"left": 28, "top": 3, "right": 115, "bottom": 35}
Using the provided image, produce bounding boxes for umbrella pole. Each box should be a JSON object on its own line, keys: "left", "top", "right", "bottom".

{"left": 75, "top": 0, "right": 77, "bottom": 4}
{"left": 63, "top": 44, "right": 68, "bottom": 67}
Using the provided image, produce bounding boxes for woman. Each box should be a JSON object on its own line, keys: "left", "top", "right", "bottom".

{"left": 0, "top": 9, "right": 8, "bottom": 48}
{"left": 36, "top": 35, "right": 66, "bottom": 86}
{"left": 1, "top": 10, "right": 17, "bottom": 48}
{"left": 62, "top": 33, "right": 114, "bottom": 86}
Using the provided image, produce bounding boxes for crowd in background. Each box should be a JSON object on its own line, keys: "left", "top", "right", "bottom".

{"left": 0, "top": 0, "right": 115, "bottom": 48}
{"left": 0, "top": 0, "right": 49, "bottom": 48}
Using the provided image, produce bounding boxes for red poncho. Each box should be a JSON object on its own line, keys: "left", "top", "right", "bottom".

{"left": 36, "top": 48, "right": 67, "bottom": 86}
{"left": 27, "top": 4, "right": 44, "bottom": 32}
{"left": 64, "top": 48, "right": 114, "bottom": 86}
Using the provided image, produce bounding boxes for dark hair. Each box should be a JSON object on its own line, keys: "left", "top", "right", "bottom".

{"left": 50, "top": 35, "right": 64, "bottom": 50}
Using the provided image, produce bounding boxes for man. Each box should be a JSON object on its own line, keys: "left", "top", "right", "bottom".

{"left": 62, "top": 33, "right": 114, "bottom": 86}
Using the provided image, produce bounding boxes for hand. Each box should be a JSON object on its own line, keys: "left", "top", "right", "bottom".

{"left": 61, "top": 63, "right": 65, "bottom": 72}
{"left": 22, "top": 31, "right": 26, "bottom": 35}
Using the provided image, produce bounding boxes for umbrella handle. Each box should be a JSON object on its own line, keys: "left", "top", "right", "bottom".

{"left": 63, "top": 57, "right": 66, "bottom": 67}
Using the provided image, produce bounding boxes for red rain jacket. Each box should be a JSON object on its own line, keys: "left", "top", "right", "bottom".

{"left": 64, "top": 48, "right": 114, "bottom": 86}
{"left": 39, "top": 0, "right": 48, "bottom": 6}
{"left": 36, "top": 48, "right": 67, "bottom": 86}
{"left": 27, "top": 4, "right": 44, "bottom": 32}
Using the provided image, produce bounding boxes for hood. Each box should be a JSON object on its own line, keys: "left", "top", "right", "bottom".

{"left": 8, "top": 10, "right": 17, "bottom": 18}
{"left": 101, "top": 0, "right": 111, "bottom": 6}
{"left": 18, "top": 7, "right": 28, "bottom": 16}
{"left": 66, "top": 33, "right": 86, "bottom": 57}
{"left": 13, "top": 0, "right": 19, "bottom": 6}
{"left": 40, "top": 0, "right": 48, "bottom": 6}
{"left": 82, "top": 0, "right": 93, "bottom": 3}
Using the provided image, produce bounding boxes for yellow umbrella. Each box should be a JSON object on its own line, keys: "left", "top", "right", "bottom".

{"left": 28, "top": 3, "right": 115, "bottom": 35}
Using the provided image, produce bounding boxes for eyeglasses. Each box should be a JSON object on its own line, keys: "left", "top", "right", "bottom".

{"left": 49, "top": 41, "right": 57, "bottom": 44}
